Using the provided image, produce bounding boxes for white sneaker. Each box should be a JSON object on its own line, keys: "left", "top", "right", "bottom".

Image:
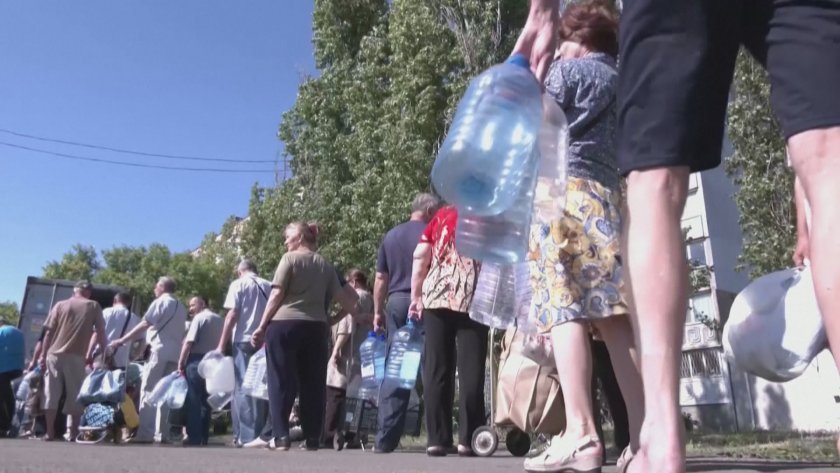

{"left": 243, "top": 437, "right": 270, "bottom": 449}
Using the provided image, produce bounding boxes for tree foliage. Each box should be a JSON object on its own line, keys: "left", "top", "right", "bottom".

{"left": 243, "top": 0, "right": 528, "bottom": 277}
{"left": 0, "top": 301, "right": 20, "bottom": 326}
{"left": 41, "top": 218, "right": 240, "bottom": 312}
{"left": 725, "top": 50, "right": 794, "bottom": 278}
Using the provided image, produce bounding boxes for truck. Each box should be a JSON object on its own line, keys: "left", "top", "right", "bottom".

{"left": 17, "top": 276, "right": 130, "bottom": 362}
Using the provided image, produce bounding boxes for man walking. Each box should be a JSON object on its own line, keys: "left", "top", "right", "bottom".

{"left": 111, "top": 276, "right": 186, "bottom": 443}
{"left": 216, "top": 259, "right": 273, "bottom": 447}
{"left": 373, "top": 193, "right": 440, "bottom": 453}
{"left": 177, "top": 296, "right": 224, "bottom": 446}
{"left": 38, "top": 280, "right": 108, "bottom": 441}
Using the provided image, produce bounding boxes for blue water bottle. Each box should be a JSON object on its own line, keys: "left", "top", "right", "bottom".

{"left": 384, "top": 320, "right": 423, "bottom": 390}
{"left": 358, "top": 331, "right": 384, "bottom": 401}
{"left": 431, "top": 54, "right": 543, "bottom": 217}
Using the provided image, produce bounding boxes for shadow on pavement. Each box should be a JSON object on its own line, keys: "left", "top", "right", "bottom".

{"left": 687, "top": 458, "right": 840, "bottom": 472}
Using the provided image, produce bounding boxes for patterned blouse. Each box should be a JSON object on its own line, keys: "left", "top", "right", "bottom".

{"left": 544, "top": 52, "right": 619, "bottom": 191}
{"left": 420, "top": 206, "right": 480, "bottom": 313}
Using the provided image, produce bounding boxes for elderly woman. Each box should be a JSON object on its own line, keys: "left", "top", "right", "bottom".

{"left": 409, "top": 205, "right": 484, "bottom": 457}
{"left": 524, "top": 3, "right": 644, "bottom": 473}
{"left": 251, "top": 222, "right": 358, "bottom": 451}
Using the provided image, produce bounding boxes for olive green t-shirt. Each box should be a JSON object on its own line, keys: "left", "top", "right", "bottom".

{"left": 271, "top": 250, "right": 341, "bottom": 323}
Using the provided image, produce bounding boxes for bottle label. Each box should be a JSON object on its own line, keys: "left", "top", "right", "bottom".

{"left": 399, "top": 351, "right": 422, "bottom": 380}
{"left": 361, "top": 361, "right": 375, "bottom": 379}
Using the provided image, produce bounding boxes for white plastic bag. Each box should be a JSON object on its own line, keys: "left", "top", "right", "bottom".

{"left": 165, "top": 376, "right": 188, "bottom": 409}
{"left": 146, "top": 371, "right": 179, "bottom": 407}
{"left": 723, "top": 266, "right": 828, "bottom": 382}
{"left": 242, "top": 348, "right": 268, "bottom": 400}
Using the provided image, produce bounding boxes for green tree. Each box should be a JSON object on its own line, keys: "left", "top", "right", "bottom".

{"left": 42, "top": 244, "right": 101, "bottom": 281}
{"left": 0, "top": 301, "right": 20, "bottom": 326}
{"left": 725, "top": 50, "right": 794, "bottom": 278}
{"left": 246, "top": 0, "right": 528, "bottom": 276}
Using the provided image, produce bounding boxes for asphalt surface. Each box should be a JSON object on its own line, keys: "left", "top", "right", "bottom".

{"left": 1, "top": 440, "right": 839, "bottom": 473}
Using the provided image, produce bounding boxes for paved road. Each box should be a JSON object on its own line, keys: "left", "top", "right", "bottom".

{"left": 1, "top": 440, "right": 838, "bottom": 472}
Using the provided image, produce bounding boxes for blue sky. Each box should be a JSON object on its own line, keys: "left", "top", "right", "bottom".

{"left": 0, "top": 1, "right": 315, "bottom": 304}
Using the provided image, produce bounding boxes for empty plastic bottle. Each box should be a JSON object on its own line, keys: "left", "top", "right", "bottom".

{"left": 165, "top": 376, "right": 188, "bottom": 409}
{"left": 384, "top": 320, "right": 423, "bottom": 390}
{"left": 469, "top": 262, "right": 532, "bottom": 329}
{"left": 432, "top": 54, "right": 543, "bottom": 217}
{"left": 358, "top": 331, "right": 387, "bottom": 401}
{"left": 455, "top": 95, "right": 568, "bottom": 263}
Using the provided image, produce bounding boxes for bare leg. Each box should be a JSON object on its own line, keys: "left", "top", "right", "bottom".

{"left": 549, "top": 321, "right": 600, "bottom": 442}
{"left": 44, "top": 409, "right": 57, "bottom": 440}
{"left": 623, "top": 167, "right": 690, "bottom": 473}
{"left": 789, "top": 127, "right": 840, "bottom": 456}
{"left": 593, "top": 315, "right": 644, "bottom": 452}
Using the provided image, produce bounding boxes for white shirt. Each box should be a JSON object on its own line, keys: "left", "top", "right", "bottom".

{"left": 224, "top": 273, "right": 272, "bottom": 343}
{"left": 102, "top": 304, "right": 140, "bottom": 368}
{"left": 144, "top": 293, "right": 188, "bottom": 362}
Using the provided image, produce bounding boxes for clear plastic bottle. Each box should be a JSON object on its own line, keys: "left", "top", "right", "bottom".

{"left": 432, "top": 54, "right": 543, "bottom": 216}
{"left": 358, "top": 331, "right": 387, "bottom": 401}
{"left": 165, "top": 376, "right": 188, "bottom": 409}
{"left": 455, "top": 95, "right": 568, "bottom": 263}
{"left": 384, "top": 320, "right": 423, "bottom": 390}
{"left": 469, "top": 261, "right": 532, "bottom": 329}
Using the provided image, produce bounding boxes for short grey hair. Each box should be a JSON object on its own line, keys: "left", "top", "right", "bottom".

{"left": 158, "top": 276, "right": 176, "bottom": 293}
{"left": 238, "top": 259, "right": 258, "bottom": 274}
{"left": 410, "top": 193, "right": 441, "bottom": 215}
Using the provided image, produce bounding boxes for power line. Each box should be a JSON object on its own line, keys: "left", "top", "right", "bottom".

{"left": 0, "top": 141, "right": 275, "bottom": 173}
{"left": 0, "top": 127, "right": 276, "bottom": 163}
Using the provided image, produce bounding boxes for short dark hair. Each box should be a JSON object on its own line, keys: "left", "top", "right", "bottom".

{"left": 193, "top": 295, "right": 209, "bottom": 306}
{"left": 345, "top": 269, "right": 369, "bottom": 290}
{"left": 559, "top": 1, "right": 619, "bottom": 58}
{"left": 115, "top": 292, "right": 133, "bottom": 307}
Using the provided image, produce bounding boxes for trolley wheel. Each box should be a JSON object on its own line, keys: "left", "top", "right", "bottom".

{"left": 471, "top": 426, "right": 499, "bottom": 457}
{"left": 505, "top": 428, "right": 531, "bottom": 457}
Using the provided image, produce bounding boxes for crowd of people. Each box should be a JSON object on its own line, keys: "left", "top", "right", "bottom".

{"left": 3, "top": 0, "right": 840, "bottom": 471}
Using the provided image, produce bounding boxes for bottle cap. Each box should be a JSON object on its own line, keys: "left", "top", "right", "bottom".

{"left": 368, "top": 330, "right": 377, "bottom": 337}
{"left": 507, "top": 53, "right": 530, "bottom": 69}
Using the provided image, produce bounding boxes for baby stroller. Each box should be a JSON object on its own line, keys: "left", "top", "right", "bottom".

{"left": 76, "top": 368, "right": 136, "bottom": 444}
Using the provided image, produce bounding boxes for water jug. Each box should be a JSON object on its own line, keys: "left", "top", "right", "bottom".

{"left": 455, "top": 95, "right": 568, "bottom": 263}
{"left": 432, "top": 54, "right": 543, "bottom": 216}
{"left": 384, "top": 320, "right": 423, "bottom": 390}
{"left": 166, "top": 376, "right": 188, "bottom": 409}
{"left": 469, "top": 261, "right": 532, "bottom": 329}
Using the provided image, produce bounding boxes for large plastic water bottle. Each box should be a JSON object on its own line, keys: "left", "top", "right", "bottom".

{"left": 432, "top": 54, "right": 543, "bottom": 216}
{"left": 455, "top": 96, "right": 568, "bottom": 263}
{"left": 469, "top": 262, "right": 532, "bottom": 329}
{"left": 358, "top": 331, "right": 387, "bottom": 401}
{"left": 384, "top": 320, "right": 423, "bottom": 390}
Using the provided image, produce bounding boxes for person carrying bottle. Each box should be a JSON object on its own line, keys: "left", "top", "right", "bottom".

{"left": 523, "top": 4, "right": 644, "bottom": 473}
{"left": 372, "top": 193, "right": 440, "bottom": 453}
{"left": 408, "top": 205, "right": 485, "bottom": 457}
{"left": 323, "top": 269, "right": 374, "bottom": 448}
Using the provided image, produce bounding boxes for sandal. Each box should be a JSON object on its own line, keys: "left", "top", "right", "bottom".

{"left": 615, "top": 446, "right": 635, "bottom": 473}
{"left": 523, "top": 435, "right": 603, "bottom": 473}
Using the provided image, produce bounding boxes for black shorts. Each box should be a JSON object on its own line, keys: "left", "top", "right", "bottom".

{"left": 617, "top": 0, "right": 840, "bottom": 174}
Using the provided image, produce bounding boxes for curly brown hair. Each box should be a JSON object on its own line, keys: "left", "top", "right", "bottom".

{"left": 559, "top": 1, "right": 619, "bottom": 58}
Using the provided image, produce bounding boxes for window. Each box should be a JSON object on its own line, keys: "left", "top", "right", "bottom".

{"left": 686, "top": 293, "right": 714, "bottom": 324}
{"left": 680, "top": 348, "right": 723, "bottom": 379}
{"left": 687, "top": 240, "right": 707, "bottom": 267}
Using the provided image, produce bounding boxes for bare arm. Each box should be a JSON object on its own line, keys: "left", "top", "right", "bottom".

{"left": 373, "top": 272, "right": 389, "bottom": 331}
{"left": 511, "top": 0, "right": 560, "bottom": 82}
{"left": 334, "top": 284, "right": 360, "bottom": 314}
{"left": 177, "top": 341, "right": 193, "bottom": 374}
{"left": 216, "top": 308, "right": 239, "bottom": 353}
{"left": 86, "top": 333, "right": 98, "bottom": 364}
{"left": 38, "top": 330, "right": 54, "bottom": 370}
{"left": 408, "top": 243, "right": 433, "bottom": 320}
{"left": 111, "top": 319, "right": 151, "bottom": 348}
{"left": 28, "top": 340, "right": 43, "bottom": 371}
{"left": 330, "top": 333, "right": 350, "bottom": 364}
{"left": 250, "top": 287, "right": 285, "bottom": 347}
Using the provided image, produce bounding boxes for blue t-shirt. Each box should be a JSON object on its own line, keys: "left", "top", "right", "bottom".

{"left": 0, "top": 325, "right": 25, "bottom": 374}
{"left": 376, "top": 220, "right": 427, "bottom": 295}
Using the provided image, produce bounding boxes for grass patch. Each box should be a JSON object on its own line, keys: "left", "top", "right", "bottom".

{"left": 686, "top": 430, "right": 838, "bottom": 462}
